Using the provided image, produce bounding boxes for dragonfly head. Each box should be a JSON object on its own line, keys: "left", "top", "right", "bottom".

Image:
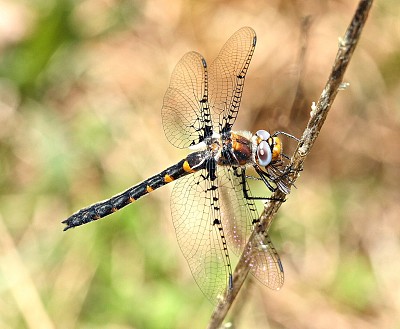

{"left": 255, "top": 130, "right": 282, "bottom": 167}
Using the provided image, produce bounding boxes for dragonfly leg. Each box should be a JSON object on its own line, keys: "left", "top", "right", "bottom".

{"left": 240, "top": 168, "right": 286, "bottom": 202}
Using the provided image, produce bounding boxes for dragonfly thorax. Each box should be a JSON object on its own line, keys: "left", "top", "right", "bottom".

{"left": 212, "top": 129, "right": 283, "bottom": 169}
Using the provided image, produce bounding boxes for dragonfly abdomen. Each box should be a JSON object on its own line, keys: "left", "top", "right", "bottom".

{"left": 62, "top": 153, "right": 206, "bottom": 231}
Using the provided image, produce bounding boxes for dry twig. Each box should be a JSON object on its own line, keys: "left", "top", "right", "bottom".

{"left": 207, "top": 0, "right": 374, "bottom": 327}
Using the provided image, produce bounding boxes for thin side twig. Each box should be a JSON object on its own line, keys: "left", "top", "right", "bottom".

{"left": 207, "top": 0, "right": 374, "bottom": 327}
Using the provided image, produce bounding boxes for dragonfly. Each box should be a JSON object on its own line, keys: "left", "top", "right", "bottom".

{"left": 63, "top": 27, "right": 294, "bottom": 303}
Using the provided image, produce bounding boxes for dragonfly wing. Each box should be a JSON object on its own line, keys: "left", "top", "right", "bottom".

{"left": 208, "top": 27, "right": 257, "bottom": 134}
{"left": 245, "top": 231, "right": 284, "bottom": 290}
{"left": 170, "top": 167, "right": 232, "bottom": 303}
{"left": 219, "top": 166, "right": 284, "bottom": 290}
{"left": 162, "top": 51, "right": 213, "bottom": 149}
{"left": 217, "top": 166, "right": 251, "bottom": 256}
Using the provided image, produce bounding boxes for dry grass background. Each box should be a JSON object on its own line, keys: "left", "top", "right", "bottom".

{"left": 0, "top": 0, "right": 399, "bottom": 328}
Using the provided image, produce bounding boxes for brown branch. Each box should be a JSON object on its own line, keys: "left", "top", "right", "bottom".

{"left": 207, "top": 0, "right": 374, "bottom": 328}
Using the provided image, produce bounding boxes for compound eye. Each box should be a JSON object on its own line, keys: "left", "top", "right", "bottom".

{"left": 257, "top": 140, "right": 272, "bottom": 166}
{"left": 256, "top": 130, "right": 271, "bottom": 141}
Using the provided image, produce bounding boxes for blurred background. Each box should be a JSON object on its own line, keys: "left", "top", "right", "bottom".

{"left": 0, "top": 0, "right": 399, "bottom": 328}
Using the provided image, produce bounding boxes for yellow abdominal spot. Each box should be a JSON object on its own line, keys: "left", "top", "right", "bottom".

{"left": 183, "top": 160, "right": 195, "bottom": 173}
{"left": 164, "top": 174, "right": 174, "bottom": 183}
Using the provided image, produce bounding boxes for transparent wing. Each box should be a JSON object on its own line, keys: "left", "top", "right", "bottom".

{"left": 208, "top": 27, "right": 257, "bottom": 133}
{"left": 219, "top": 166, "right": 284, "bottom": 290}
{"left": 171, "top": 167, "right": 231, "bottom": 302}
{"left": 217, "top": 166, "right": 251, "bottom": 255}
{"left": 246, "top": 231, "right": 284, "bottom": 290}
{"left": 161, "top": 51, "right": 212, "bottom": 149}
